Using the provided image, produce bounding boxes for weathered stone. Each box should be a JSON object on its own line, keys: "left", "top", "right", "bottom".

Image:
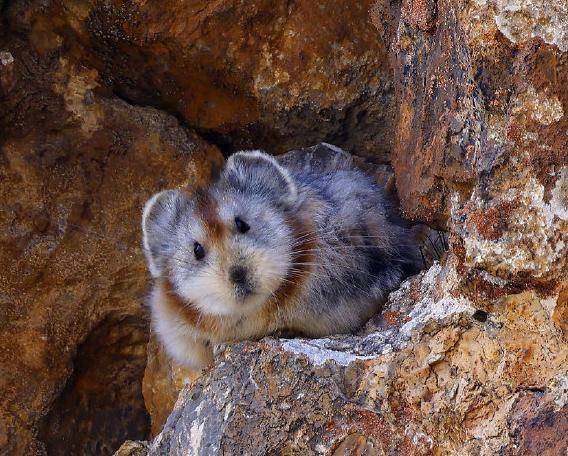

{"left": 142, "top": 333, "right": 201, "bottom": 436}
{"left": 5, "top": 0, "right": 399, "bottom": 159}
{"left": 0, "top": 50, "right": 15, "bottom": 95}
{"left": 146, "top": 259, "right": 567, "bottom": 455}
{"left": 492, "top": 0, "right": 568, "bottom": 52}
{"left": 0, "top": 45, "right": 222, "bottom": 453}
{"left": 1, "top": 0, "right": 567, "bottom": 454}
{"left": 506, "top": 393, "right": 568, "bottom": 455}
{"left": 114, "top": 440, "right": 149, "bottom": 456}
{"left": 390, "top": 0, "right": 568, "bottom": 228}
{"left": 332, "top": 433, "right": 383, "bottom": 456}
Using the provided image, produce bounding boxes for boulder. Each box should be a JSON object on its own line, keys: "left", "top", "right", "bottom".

{"left": 390, "top": 0, "right": 568, "bottom": 228}
{"left": 141, "top": 260, "right": 568, "bottom": 455}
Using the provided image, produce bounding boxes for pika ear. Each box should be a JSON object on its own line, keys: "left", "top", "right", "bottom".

{"left": 223, "top": 150, "right": 298, "bottom": 208}
{"left": 142, "top": 189, "right": 189, "bottom": 277}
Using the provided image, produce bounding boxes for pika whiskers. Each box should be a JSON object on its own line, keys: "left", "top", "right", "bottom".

{"left": 142, "top": 144, "right": 423, "bottom": 368}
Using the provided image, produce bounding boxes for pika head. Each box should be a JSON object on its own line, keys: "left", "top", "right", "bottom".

{"left": 142, "top": 151, "right": 299, "bottom": 317}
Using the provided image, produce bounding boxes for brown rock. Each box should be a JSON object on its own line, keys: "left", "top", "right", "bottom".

{"left": 0, "top": 45, "right": 222, "bottom": 453}
{"left": 332, "top": 433, "right": 383, "bottom": 456}
{"left": 0, "top": 50, "right": 15, "bottom": 95}
{"left": 114, "top": 440, "right": 149, "bottom": 456}
{"left": 5, "top": 0, "right": 399, "bottom": 159}
{"left": 401, "top": 0, "right": 438, "bottom": 32}
{"left": 391, "top": 0, "right": 568, "bottom": 228}
{"left": 507, "top": 393, "right": 568, "bottom": 456}
{"left": 142, "top": 333, "right": 201, "bottom": 436}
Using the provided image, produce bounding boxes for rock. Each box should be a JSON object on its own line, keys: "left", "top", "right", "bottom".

{"left": 0, "top": 50, "right": 15, "bottom": 95}
{"left": 390, "top": 0, "right": 568, "bottom": 228}
{"left": 0, "top": 43, "right": 223, "bottom": 453}
{"left": 145, "top": 259, "right": 567, "bottom": 455}
{"left": 137, "top": 1, "right": 567, "bottom": 449}
{"left": 5, "top": 0, "right": 399, "bottom": 159}
{"left": 1, "top": 0, "right": 567, "bottom": 454}
{"left": 332, "top": 434, "right": 383, "bottom": 456}
{"left": 114, "top": 440, "right": 149, "bottom": 456}
{"left": 142, "top": 333, "right": 201, "bottom": 436}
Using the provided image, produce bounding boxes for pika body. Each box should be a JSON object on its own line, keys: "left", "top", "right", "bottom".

{"left": 142, "top": 144, "right": 423, "bottom": 368}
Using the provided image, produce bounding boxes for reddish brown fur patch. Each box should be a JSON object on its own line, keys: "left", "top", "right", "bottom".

{"left": 195, "top": 192, "right": 226, "bottom": 245}
{"left": 157, "top": 277, "right": 219, "bottom": 335}
{"left": 262, "top": 213, "right": 317, "bottom": 320}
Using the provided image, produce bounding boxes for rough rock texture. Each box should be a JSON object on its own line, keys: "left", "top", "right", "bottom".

{"left": 1, "top": 0, "right": 567, "bottom": 454}
{"left": 144, "top": 259, "right": 567, "bottom": 455}
{"left": 114, "top": 440, "right": 150, "bottom": 456}
{"left": 142, "top": 333, "right": 200, "bottom": 436}
{"left": 127, "top": 0, "right": 567, "bottom": 454}
{"left": 0, "top": 31, "right": 223, "bottom": 453}
{"left": 0, "top": 1, "right": 402, "bottom": 453}
{"left": 5, "top": 0, "right": 399, "bottom": 159}
{"left": 391, "top": 0, "right": 568, "bottom": 228}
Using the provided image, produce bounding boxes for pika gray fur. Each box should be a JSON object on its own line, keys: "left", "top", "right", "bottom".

{"left": 142, "top": 144, "right": 423, "bottom": 368}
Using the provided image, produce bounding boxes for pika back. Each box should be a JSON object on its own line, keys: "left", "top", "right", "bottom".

{"left": 142, "top": 144, "right": 422, "bottom": 368}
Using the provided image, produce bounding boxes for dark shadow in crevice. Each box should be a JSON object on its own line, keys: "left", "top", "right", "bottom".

{"left": 39, "top": 313, "right": 150, "bottom": 456}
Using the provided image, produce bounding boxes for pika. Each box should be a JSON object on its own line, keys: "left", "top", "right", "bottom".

{"left": 142, "top": 144, "right": 422, "bottom": 368}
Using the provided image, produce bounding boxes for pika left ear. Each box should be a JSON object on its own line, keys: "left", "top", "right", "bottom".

{"left": 223, "top": 150, "right": 298, "bottom": 208}
{"left": 142, "top": 189, "right": 189, "bottom": 277}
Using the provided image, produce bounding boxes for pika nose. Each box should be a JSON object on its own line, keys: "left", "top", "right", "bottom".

{"left": 229, "top": 266, "right": 248, "bottom": 286}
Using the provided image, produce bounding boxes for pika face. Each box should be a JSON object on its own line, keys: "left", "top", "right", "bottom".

{"left": 143, "top": 151, "right": 299, "bottom": 317}
{"left": 143, "top": 145, "right": 424, "bottom": 369}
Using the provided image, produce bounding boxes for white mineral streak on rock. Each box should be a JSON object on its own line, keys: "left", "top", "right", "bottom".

{"left": 550, "top": 167, "right": 568, "bottom": 221}
{"left": 551, "top": 375, "right": 568, "bottom": 410}
{"left": 493, "top": 0, "right": 568, "bottom": 51}
{"left": 540, "top": 295, "right": 558, "bottom": 318}
{"left": 282, "top": 338, "right": 377, "bottom": 366}
{"left": 464, "top": 177, "right": 567, "bottom": 277}
{"left": 189, "top": 419, "right": 205, "bottom": 454}
{"left": 320, "top": 142, "right": 345, "bottom": 153}
{"left": 398, "top": 263, "right": 474, "bottom": 337}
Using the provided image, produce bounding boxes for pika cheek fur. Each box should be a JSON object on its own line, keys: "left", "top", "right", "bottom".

{"left": 142, "top": 143, "right": 423, "bottom": 369}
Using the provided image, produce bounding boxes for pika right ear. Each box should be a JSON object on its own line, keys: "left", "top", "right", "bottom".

{"left": 142, "top": 190, "right": 188, "bottom": 278}
{"left": 223, "top": 150, "right": 298, "bottom": 208}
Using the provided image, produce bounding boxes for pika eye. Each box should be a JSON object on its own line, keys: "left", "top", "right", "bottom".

{"left": 235, "top": 217, "right": 250, "bottom": 234}
{"left": 193, "top": 242, "right": 205, "bottom": 260}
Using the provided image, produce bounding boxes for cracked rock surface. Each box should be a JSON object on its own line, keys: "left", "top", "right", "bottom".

{"left": 135, "top": 259, "right": 567, "bottom": 455}
{"left": 137, "top": 1, "right": 567, "bottom": 453}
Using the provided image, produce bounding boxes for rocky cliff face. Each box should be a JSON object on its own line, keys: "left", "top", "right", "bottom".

{"left": 1, "top": 0, "right": 566, "bottom": 455}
